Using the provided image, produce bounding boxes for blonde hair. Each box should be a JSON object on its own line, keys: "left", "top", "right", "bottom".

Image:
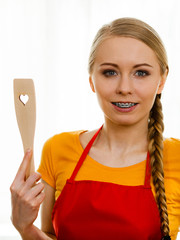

{"left": 88, "top": 18, "right": 170, "bottom": 238}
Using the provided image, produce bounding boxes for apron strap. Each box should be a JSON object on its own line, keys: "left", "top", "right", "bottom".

{"left": 69, "top": 124, "right": 151, "bottom": 188}
{"left": 69, "top": 125, "right": 103, "bottom": 182}
{"left": 144, "top": 152, "right": 151, "bottom": 188}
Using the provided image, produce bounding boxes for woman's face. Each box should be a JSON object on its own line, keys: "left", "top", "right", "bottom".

{"left": 89, "top": 37, "right": 167, "bottom": 127}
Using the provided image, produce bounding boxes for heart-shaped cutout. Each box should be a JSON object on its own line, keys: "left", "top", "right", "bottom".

{"left": 19, "top": 94, "right": 29, "bottom": 105}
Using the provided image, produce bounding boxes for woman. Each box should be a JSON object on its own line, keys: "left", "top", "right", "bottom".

{"left": 10, "top": 18, "right": 180, "bottom": 240}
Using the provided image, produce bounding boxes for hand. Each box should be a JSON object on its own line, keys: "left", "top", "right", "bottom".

{"left": 10, "top": 149, "right": 45, "bottom": 235}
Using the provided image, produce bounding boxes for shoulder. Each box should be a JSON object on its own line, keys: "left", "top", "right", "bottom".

{"left": 163, "top": 137, "right": 180, "bottom": 159}
{"left": 42, "top": 129, "right": 88, "bottom": 155}
{"left": 163, "top": 138, "right": 180, "bottom": 217}
{"left": 79, "top": 129, "right": 98, "bottom": 149}
{"left": 164, "top": 137, "right": 180, "bottom": 146}
{"left": 163, "top": 137, "right": 180, "bottom": 172}
{"left": 52, "top": 130, "right": 87, "bottom": 144}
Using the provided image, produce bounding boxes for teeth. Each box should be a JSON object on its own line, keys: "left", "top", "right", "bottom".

{"left": 113, "top": 102, "right": 136, "bottom": 108}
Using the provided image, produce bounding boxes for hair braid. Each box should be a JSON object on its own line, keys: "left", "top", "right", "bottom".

{"left": 148, "top": 94, "right": 170, "bottom": 239}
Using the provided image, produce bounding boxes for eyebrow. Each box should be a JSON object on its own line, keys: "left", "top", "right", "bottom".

{"left": 99, "top": 63, "right": 153, "bottom": 68}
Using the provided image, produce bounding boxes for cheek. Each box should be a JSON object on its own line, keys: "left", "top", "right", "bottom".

{"left": 95, "top": 88, "right": 110, "bottom": 102}
{"left": 136, "top": 77, "right": 160, "bottom": 97}
{"left": 136, "top": 82, "right": 159, "bottom": 110}
{"left": 95, "top": 83, "right": 116, "bottom": 102}
{"left": 93, "top": 74, "right": 118, "bottom": 94}
{"left": 93, "top": 82, "right": 114, "bottom": 109}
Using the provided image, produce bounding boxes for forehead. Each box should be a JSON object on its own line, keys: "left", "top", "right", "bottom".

{"left": 95, "top": 37, "right": 159, "bottom": 67}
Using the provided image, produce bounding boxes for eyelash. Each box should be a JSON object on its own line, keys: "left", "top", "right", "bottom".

{"left": 102, "top": 70, "right": 118, "bottom": 77}
{"left": 102, "top": 69, "right": 150, "bottom": 78}
{"left": 135, "top": 70, "right": 150, "bottom": 77}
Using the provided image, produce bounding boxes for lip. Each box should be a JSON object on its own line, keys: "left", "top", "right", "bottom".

{"left": 111, "top": 102, "right": 139, "bottom": 113}
{"left": 112, "top": 101, "right": 137, "bottom": 103}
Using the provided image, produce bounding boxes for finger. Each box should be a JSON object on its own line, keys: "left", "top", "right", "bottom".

{"left": 10, "top": 149, "right": 33, "bottom": 192}
{"left": 23, "top": 181, "right": 45, "bottom": 202}
{"left": 34, "top": 191, "right": 46, "bottom": 206}
{"left": 11, "top": 173, "right": 43, "bottom": 205}
{"left": 21, "top": 182, "right": 44, "bottom": 204}
{"left": 15, "top": 149, "right": 33, "bottom": 181}
{"left": 24, "top": 172, "right": 42, "bottom": 191}
{"left": 27, "top": 191, "right": 45, "bottom": 211}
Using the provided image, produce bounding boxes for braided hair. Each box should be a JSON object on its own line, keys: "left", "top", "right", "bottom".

{"left": 88, "top": 18, "right": 170, "bottom": 239}
{"left": 148, "top": 94, "right": 170, "bottom": 238}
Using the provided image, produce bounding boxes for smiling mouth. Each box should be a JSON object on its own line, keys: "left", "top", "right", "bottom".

{"left": 112, "top": 102, "right": 138, "bottom": 108}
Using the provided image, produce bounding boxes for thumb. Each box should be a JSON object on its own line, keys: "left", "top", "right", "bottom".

{"left": 16, "top": 149, "right": 33, "bottom": 182}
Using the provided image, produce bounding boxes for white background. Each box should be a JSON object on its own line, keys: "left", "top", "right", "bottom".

{"left": 0, "top": 0, "right": 180, "bottom": 239}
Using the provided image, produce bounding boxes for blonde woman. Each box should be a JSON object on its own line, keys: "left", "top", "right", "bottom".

{"left": 10, "top": 18, "right": 180, "bottom": 240}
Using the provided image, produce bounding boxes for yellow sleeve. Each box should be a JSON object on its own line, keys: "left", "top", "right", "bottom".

{"left": 164, "top": 138, "right": 180, "bottom": 238}
{"left": 37, "top": 137, "right": 56, "bottom": 189}
{"left": 37, "top": 130, "right": 85, "bottom": 192}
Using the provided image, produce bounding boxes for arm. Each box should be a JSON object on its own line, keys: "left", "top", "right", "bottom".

{"left": 20, "top": 180, "right": 57, "bottom": 240}
{"left": 40, "top": 179, "right": 57, "bottom": 239}
{"left": 20, "top": 225, "right": 54, "bottom": 240}
{"left": 10, "top": 150, "right": 56, "bottom": 240}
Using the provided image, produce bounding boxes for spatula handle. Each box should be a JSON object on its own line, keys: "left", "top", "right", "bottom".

{"left": 13, "top": 79, "right": 36, "bottom": 179}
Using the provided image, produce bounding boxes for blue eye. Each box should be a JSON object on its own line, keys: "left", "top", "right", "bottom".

{"left": 103, "top": 70, "right": 118, "bottom": 77}
{"left": 135, "top": 70, "right": 149, "bottom": 77}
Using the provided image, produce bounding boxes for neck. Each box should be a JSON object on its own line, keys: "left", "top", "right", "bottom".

{"left": 99, "top": 118, "right": 149, "bottom": 154}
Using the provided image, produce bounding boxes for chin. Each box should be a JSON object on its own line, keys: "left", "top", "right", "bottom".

{"left": 107, "top": 117, "right": 138, "bottom": 127}
{"left": 117, "top": 121, "right": 137, "bottom": 127}
{"left": 110, "top": 115, "right": 149, "bottom": 128}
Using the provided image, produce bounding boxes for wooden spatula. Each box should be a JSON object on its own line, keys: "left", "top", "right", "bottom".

{"left": 13, "top": 79, "right": 36, "bottom": 179}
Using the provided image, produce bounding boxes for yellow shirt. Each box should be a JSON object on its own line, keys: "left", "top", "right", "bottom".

{"left": 37, "top": 130, "right": 180, "bottom": 239}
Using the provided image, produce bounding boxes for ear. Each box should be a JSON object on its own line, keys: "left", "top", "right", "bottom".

{"left": 89, "top": 76, "right": 95, "bottom": 93}
{"left": 157, "top": 69, "right": 168, "bottom": 94}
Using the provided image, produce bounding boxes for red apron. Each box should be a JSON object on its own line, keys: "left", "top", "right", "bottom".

{"left": 52, "top": 126, "right": 163, "bottom": 240}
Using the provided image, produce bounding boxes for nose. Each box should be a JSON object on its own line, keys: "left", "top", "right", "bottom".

{"left": 116, "top": 73, "right": 133, "bottom": 95}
